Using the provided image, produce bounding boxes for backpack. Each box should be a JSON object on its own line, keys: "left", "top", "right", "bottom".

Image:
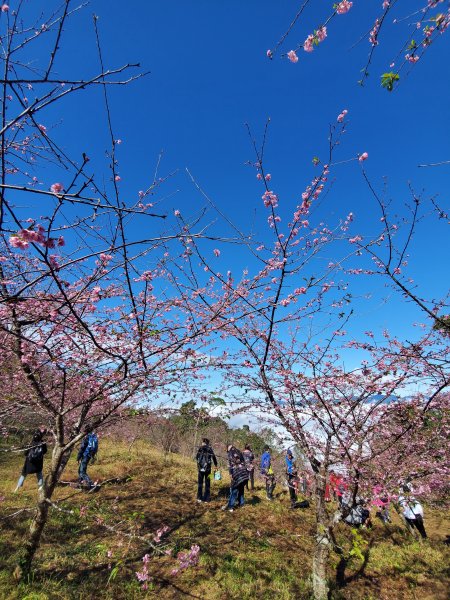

{"left": 85, "top": 433, "right": 98, "bottom": 457}
{"left": 197, "top": 447, "right": 211, "bottom": 472}
{"left": 28, "top": 444, "right": 44, "bottom": 463}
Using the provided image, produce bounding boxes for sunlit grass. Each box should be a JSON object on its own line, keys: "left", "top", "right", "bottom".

{"left": 0, "top": 439, "right": 448, "bottom": 599}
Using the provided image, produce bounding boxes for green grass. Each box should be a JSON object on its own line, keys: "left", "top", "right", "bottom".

{"left": 0, "top": 439, "right": 448, "bottom": 599}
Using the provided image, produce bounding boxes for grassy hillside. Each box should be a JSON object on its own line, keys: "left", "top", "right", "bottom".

{"left": 0, "top": 440, "right": 448, "bottom": 599}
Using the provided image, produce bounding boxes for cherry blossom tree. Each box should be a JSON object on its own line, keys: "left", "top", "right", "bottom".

{"left": 180, "top": 114, "right": 449, "bottom": 597}
{"left": 0, "top": 1, "right": 235, "bottom": 575}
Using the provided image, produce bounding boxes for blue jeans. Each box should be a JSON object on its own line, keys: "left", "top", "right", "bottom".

{"left": 78, "top": 455, "right": 93, "bottom": 485}
{"left": 228, "top": 483, "right": 245, "bottom": 509}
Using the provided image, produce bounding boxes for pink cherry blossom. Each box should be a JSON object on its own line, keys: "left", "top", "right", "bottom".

{"left": 114, "top": 175, "right": 121, "bottom": 182}
{"left": 256, "top": 173, "right": 262, "bottom": 180}
{"left": 303, "top": 34, "right": 314, "bottom": 52}
{"left": 358, "top": 152, "right": 369, "bottom": 162}
{"left": 316, "top": 27, "right": 327, "bottom": 43}
{"left": 38, "top": 124, "right": 47, "bottom": 133}
{"left": 287, "top": 50, "right": 299, "bottom": 63}
{"left": 265, "top": 173, "right": 272, "bottom": 181}
{"left": 1, "top": 4, "right": 9, "bottom": 12}
{"left": 266, "top": 49, "right": 273, "bottom": 59}
{"left": 9, "top": 236, "right": 29, "bottom": 250}
{"left": 262, "top": 190, "right": 278, "bottom": 208}
{"left": 337, "top": 109, "right": 348, "bottom": 122}
{"left": 213, "top": 249, "right": 220, "bottom": 257}
{"left": 50, "top": 182, "right": 64, "bottom": 194}
{"left": 174, "top": 209, "right": 181, "bottom": 217}
{"left": 336, "top": 1, "right": 353, "bottom": 14}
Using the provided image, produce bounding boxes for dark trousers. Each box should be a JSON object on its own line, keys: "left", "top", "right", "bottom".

{"left": 287, "top": 474, "right": 297, "bottom": 505}
{"left": 265, "top": 474, "right": 275, "bottom": 499}
{"left": 246, "top": 469, "right": 255, "bottom": 490}
{"left": 197, "top": 470, "right": 211, "bottom": 501}
{"left": 78, "top": 455, "right": 93, "bottom": 485}
{"left": 405, "top": 515, "right": 427, "bottom": 538}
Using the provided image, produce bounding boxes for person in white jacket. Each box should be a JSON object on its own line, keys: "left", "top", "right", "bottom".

{"left": 398, "top": 496, "right": 427, "bottom": 539}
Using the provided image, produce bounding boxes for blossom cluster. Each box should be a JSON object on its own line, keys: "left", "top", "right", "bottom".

{"left": 171, "top": 544, "right": 200, "bottom": 576}
{"left": 9, "top": 224, "right": 65, "bottom": 250}
{"left": 136, "top": 554, "right": 151, "bottom": 590}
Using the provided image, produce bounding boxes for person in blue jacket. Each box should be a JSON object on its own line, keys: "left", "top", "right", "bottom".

{"left": 77, "top": 432, "right": 98, "bottom": 487}
{"left": 285, "top": 449, "right": 298, "bottom": 508}
{"left": 260, "top": 445, "right": 275, "bottom": 500}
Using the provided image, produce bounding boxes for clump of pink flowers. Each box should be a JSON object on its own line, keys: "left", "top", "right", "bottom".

{"left": 303, "top": 26, "right": 327, "bottom": 52}
{"left": 171, "top": 544, "right": 200, "bottom": 576}
{"left": 153, "top": 524, "right": 170, "bottom": 543}
{"left": 1, "top": 4, "right": 9, "bottom": 12}
{"left": 9, "top": 224, "right": 64, "bottom": 251}
{"left": 369, "top": 19, "right": 380, "bottom": 46}
{"left": 287, "top": 50, "right": 298, "bottom": 63}
{"left": 336, "top": 1, "right": 353, "bottom": 14}
{"left": 262, "top": 190, "right": 278, "bottom": 208}
{"left": 50, "top": 182, "right": 64, "bottom": 194}
{"left": 136, "top": 553, "right": 151, "bottom": 590}
{"left": 337, "top": 109, "right": 348, "bottom": 123}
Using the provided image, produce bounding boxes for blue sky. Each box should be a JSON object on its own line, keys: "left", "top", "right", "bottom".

{"left": 6, "top": 0, "right": 449, "bottom": 345}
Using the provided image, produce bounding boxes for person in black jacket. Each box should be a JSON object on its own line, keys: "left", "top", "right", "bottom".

{"left": 14, "top": 429, "right": 47, "bottom": 492}
{"left": 196, "top": 438, "right": 218, "bottom": 502}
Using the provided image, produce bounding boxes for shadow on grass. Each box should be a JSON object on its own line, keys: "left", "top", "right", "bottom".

{"left": 335, "top": 537, "right": 374, "bottom": 589}
{"left": 35, "top": 554, "right": 204, "bottom": 599}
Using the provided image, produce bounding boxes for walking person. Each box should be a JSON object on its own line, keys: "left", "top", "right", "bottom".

{"left": 261, "top": 445, "right": 276, "bottom": 500}
{"left": 243, "top": 444, "right": 255, "bottom": 490}
{"left": 77, "top": 431, "right": 98, "bottom": 488}
{"left": 196, "top": 438, "right": 218, "bottom": 503}
{"left": 14, "top": 428, "right": 47, "bottom": 492}
{"left": 398, "top": 496, "right": 427, "bottom": 538}
{"left": 285, "top": 449, "right": 298, "bottom": 508}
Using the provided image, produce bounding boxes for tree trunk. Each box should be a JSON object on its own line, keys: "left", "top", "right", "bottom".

{"left": 312, "top": 468, "right": 331, "bottom": 600}
{"left": 19, "top": 445, "right": 66, "bottom": 577}
{"left": 20, "top": 491, "right": 50, "bottom": 577}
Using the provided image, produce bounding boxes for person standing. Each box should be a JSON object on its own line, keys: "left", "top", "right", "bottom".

{"left": 14, "top": 429, "right": 47, "bottom": 492}
{"left": 398, "top": 496, "right": 427, "bottom": 538}
{"left": 222, "top": 456, "right": 249, "bottom": 511}
{"left": 243, "top": 444, "right": 255, "bottom": 490}
{"left": 261, "top": 445, "right": 276, "bottom": 500}
{"left": 196, "top": 438, "right": 218, "bottom": 503}
{"left": 227, "top": 444, "right": 244, "bottom": 475}
{"left": 285, "top": 449, "right": 298, "bottom": 508}
{"left": 77, "top": 431, "right": 98, "bottom": 488}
